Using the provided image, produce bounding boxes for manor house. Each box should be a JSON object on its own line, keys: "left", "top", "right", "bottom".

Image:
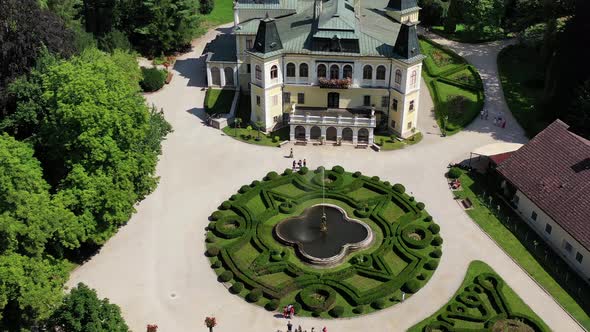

{"left": 206, "top": 0, "right": 425, "bottom": 144}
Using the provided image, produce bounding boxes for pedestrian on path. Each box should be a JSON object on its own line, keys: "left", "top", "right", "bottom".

{"left": 298, "top": 160, "right": 302, "bottom": 168}
{"left": 287, "top": 321, "right": 293, "bottom": 332}
{"left": 322, "top": 327, "right": 327, "bottom": 332}
{"left": 303, "top": 159, "right": 307, "bottom": 168}
{"left": 485, "top": 111, "right": 489, "bottom": 120}
{"left": 289, "top": 148, "right": 293, "bottom": 158}
{"left": 501, "top": 119, "right": 506, "bottom": 129}
{"left": 480, "top": 110, "right": 484, "bottom": 119}
{"left": 292, "top": 160, "right": 296, "bottom": 170}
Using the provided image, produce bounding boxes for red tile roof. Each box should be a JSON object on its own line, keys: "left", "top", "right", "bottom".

{"left": 489, "top": 152, "right": 514, "bottom": 166}
{"left": 497, "top": 120, "right": 590, "bottom": 250}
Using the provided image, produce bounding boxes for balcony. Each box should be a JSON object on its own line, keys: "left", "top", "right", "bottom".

{"left": 289, "top": 106, "right": 376, "bottom": 128}
{"left": 318, "top": 78, "right": 352, "bottom": 89}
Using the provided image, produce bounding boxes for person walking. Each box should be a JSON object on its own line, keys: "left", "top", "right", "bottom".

{"left": 480, "top": 110, "right": 484, "bottom": 119}
{"left": 292, "top": 160, "right": 296, "bottom": 170}
{"left": 303, "top": 159, "right": 307, "bottom": 168}
{"left": 298, "top": 160, "right": 302, "bottom": 168}
{"left": 322, "top": 327, "right": 327, "bottom": 332}
{"left": 289, "top": 148, "right": 293, "bottom": 158}
{"left": 501, "top": 119, "right": 506, "bottom": 129}
{"left": 287, "top": 321, "right": 293, "bottom": 332}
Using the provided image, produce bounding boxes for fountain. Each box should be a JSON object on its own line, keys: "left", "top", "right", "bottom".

{"left": 274, "top": 168, "right": 373, "bottom": 266}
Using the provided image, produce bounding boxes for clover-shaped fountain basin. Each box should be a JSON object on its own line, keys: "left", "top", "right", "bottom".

{"left": 275, "top": 204, "right": 373, "bottom": 266}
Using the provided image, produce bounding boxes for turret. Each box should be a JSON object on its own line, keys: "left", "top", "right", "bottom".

{"left": 252, "top": 14, "right": 283, "bottom": 54}
{"left": 394, "top": 23, "right": 421, "bottom": 60}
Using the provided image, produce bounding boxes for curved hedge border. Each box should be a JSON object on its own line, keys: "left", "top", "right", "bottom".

{"left": 205, "top": 166, "right": 443, "bottom": 318}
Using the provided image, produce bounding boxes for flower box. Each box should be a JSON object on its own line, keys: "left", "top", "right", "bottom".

{"left": 318, "top": 77, "right": 351, "bottom": 89}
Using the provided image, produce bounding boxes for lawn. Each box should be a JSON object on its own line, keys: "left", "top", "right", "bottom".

{"left": 222, "top": 126, "right": 289, "bottom": 147}
{"left": 419, "top": 38, "right": 484, "bottom": 135}
{"left": 200, "top": 0, "right": 234, "bottom": 28}
{"left": 408, "top": 260, "right": 549, "bottom": 331}
{"left": 450, "top": 169, "right": 590, "bottom": 329}
{"left": 498, "top": 44, "right": 551, "bottom": 137}
{"left": 430, "top": 24, "right": 508, "bottom": 43}
{"left": 373, "top": 132, "right": 423, "bottom": 151}
{"left": 205, "top": 88, "right": 234, "bottom": 115}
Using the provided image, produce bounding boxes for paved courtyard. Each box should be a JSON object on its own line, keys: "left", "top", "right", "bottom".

{"left": 67, "top": 26, "right": 583, "bottom": 332}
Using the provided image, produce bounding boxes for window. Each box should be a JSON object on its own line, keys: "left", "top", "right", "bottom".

{"left": 410, "top": 70, "right": 417, "bottom": 88}
{"left": 564, "top": 241, "right": 573, "bottom": 253}
{"left": 531, "top": 211, "right": 538, "bottom": 221}
{"left": 395, "top": 69, "right": 402, "bottom": 84}
{"left": 246, "top": 38, "right": 253, "bottom": 49}
{"left": 376, "top": 65, "right": 386, "bottom": 80}
{"left": 317, "top": 64, "right": 326, "bottom": 78}
{"left": 512, "top": 195, "right": 519, "bottom": 206}
{"left": 381, "top": 96, "right": 389, "bottom": 108}
{"left": 247, "top": 64, "right": 251, "bottom": 73}
{"left": 409, "top": 100, "right": 415, "bottom": 111}
{"left": 330, "top": 65, "right": 339, "bottom": 79}
{"left": 390, "top": 120, "right": 396, "bottom": 129}
{"left": 286, "top": 63, "right": 296, "bottom": 77}
{"left": 545, "top": 223, "right": 552, "bottom": 234}
{"left": 300, "top": 63, "right": 308, "bottom": 77}
{"left": 363, "top": 65, "right": 372, "bottom": 80}
{"left": 407, "top": 121, "right": 412, "bottom": 129}
{"left": 343, "top": 65, "right": 353, "bottom": 79}
{"left": 256, "top": 95, "right": 261, "bottom": 106}
{"left": 576, "top": 252, "right": 584, "bottom": 263}
{"left": 270, "top": 65, "right": 278, "bottom": 79}
{"left": 255, "top": 65, "right": 261, "bottom": 80}
{"left": 363, "top": 95, "right": 371, "bottom": 107}
{"left": 283, "top": 92, "right": 291, "bottom": 103}
{"left": 393, "top": 99, "right": 398, "bottom": 111}
{"left": 272, "top": 95, "right": 279, "bottom": 106}
{"left": 297, "top": 93, "right": 305, "bottom": 104}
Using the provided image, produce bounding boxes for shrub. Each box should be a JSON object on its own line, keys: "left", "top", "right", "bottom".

{"left": 199, "top": 0, "right": 214, "bottom": 14}
{"left": 220, "top": 201, "right": 231, "bottom": 210}
{"left": 404, "top": 279, "right": 422, "bottom": 293}
{"left": 447, "top": 167, "right": 462, "bottom": 179}
{"left": 383, "top": 181, "right": 390, "bottom": 186}
{"left": 312, "top": 309, "right": 323, "bottom": 317}
{"left": 229, "top": 194, "right": 238, "bottom": 201}
{"left": 353, "top": 171, "right": 362, "bottom": 178}
{"left": 330, "top": 305, "right": 345, "bottom": 317}
{"left": 332, "top": 165, "right": 345, "bottom": 174}
{"left": 298, "top": 167, "right": 308, "bottom": 175}
{"left": 432, "top": 236, "right": 443, "bottom": 246}
{"left": 206, "top": 246, "right": 220, "bottom": 257}
{"left": 246, "top": 288, "right": 262, "bottom": 302}
{"left": 283, "top": 168, "right": 293, "bottom": 175}
{"left": 352, "top": 305, "right": 365, "bottom": 314}
{"left": 207, "top": 221, "right": 216, "bottom": 230}
{"left": 371, "top": 176, "right": 380, "bottom": 182}
{"left": 371, "top": 298, "right": 387, "bottom": 310}
{"left": 206, "top": 233, "right": 216, "bottom": 243}
{"left": 393, "top": 183, "right": 406, "bottom": 194}
{"left": 265, "top": 299, "right": 280, "bottom": 311}
{"left": 425, "top": 260, "right": 439, "bottom": 270}
{"left": 292, "top": 302, "right": 302, "bottom": 313}
{"left": 429, "top": 223, "right": 440, "bottom": 234}
{"left": 273, "top": 136, "right": 280, "bottom": 143}
{"left": 211, "top": 259, "right": 222, "bottom": 268}
{"left": 251, "top": 180, "right": 260, "bottom": 187}
{"left": 265, "top": 171, "right": 279, "bottom": 180}
{"left": 210, "top": 211, "right": 222, "bottom": 221}
{"left": 219, "top": 270, "right": 233, "bottom": 282}
{"left": 424, "top": 215, "right": 433, "bottom": 222}
{"left": 239, "top": 185, "right": 250, "bottom": 193}
{"left": 140, "top": 67, "right": 167, "bottom": 92}
{"left": 230, "top": 282, "right": 244, "bottom": 294}
{"left": 314, "top": 166, "right": 325, "bottom": 174}
{"left": 409, "top": 196, "right": 415, "bottom": 202}
{"left": 416, "top": 202, "right": 425, "bottom": 210}
{"left": 430, "top": 249, "right": 443, "bottom": 258}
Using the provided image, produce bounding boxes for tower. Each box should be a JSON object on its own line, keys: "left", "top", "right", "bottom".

{"left": 385, "top": 0, "right": 420, "bottom": 24}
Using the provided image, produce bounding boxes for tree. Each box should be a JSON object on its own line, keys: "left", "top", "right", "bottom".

{"left": 50, "top": 283, "right": 129, "bottom": 332}
{"left": 444, "top": 0, "right": 462, "bottom": 33}
{"left": 0, "top": 0, "right": 75, "bottom": 112}
{"left": 234, "top": 117, "right": 242, "bottom": 136}
{"left": 80, "top": 0, "right": 117, "bottom": 36}
{"left": 461, "top": 0, "right": 505, "bottom": 35}
{"left": 199, "top": 0, "right": 214, "bottom": 14}
{"left": 567, "top": 80, "right": 590, "bottom": 138}
{"left": 118, "top": 0, "right": 201, "bottom": 55}
{"left": 254, "top": 121, "right": 264, "bottom": 140}
{"left": 0, "top": 134, "right": 82, "bottom": 257}
{"left": 418, "top": 0, "right": 445, "bottom": 26}
{"left": 0, "top": 253, "right": 70, "bottom": 329}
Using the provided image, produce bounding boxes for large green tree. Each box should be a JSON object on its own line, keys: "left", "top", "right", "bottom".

{"left": 118, "top": 0, "right": 201, "bottom": 55}
{"left": 461, "top": 0, "right": 505, "bottom": 34}
{"left": 50, "top": 283, "right": 129, "bottom": 332}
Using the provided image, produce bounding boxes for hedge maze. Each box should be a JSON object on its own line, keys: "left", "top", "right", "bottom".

{"left": 410, "top": 261, "right": 549, "bottom": 332}
{"left": 205, "top": 166, "right": 443, "bottom": 318}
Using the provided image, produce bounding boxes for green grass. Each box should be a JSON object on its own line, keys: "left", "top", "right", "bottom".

{"left": 498, "top": 44, "right": 551, "bottom": 137}
{"left": 373, "top": 132, "right": 423, "bottom": 150}
{"left": 408, "top": 260, "right": 550, "bottom": 332}
{"left": 431, "top": 24, "right": 507, "bottom": 43}
{"left": 200, "top": 0, "right": 234, "bottom": 27}
{"left": 419, "top": 38, "right": 484, "bottom": 136}
{"left": 205, "top": 88, "right": 234, "bottom": 115}
{"left": 222, "top": 126, "right": 289, "bottom": 147}
{"left": 451, "top": 170, "right": 590, "bottom": 329}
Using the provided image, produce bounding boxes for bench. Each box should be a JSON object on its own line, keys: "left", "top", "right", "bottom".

{"left": 461, "top": 197, "right": 473, "bottom": 209}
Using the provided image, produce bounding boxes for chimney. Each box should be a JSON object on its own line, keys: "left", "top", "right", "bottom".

{"left": 314, "top": 0, "right": 323, "bottom": 21}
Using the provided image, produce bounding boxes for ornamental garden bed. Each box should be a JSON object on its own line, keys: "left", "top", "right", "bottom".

{"left": 408, "top": 260, "right": 549, "bottom": 332}
{"left": 205, "top": 166, "right": 443, "bottom": 318}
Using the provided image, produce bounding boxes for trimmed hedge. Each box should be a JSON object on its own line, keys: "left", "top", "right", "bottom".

{"left": 429, "top": 223, "right": 441, "bottom": 234}
{"left": 265, "top": 299, "right": 280, "bottom": 311}
{"left": 329, "top": 305, "right": 345, "bottom": 317}
{"left": 447, "top": 167, "right": 462, "bottom": 179}
{"left": 246, "top": 288, "right": 263, "bottom": 302}
{"left": 371, "top": 298, "right": 388, "bottom": 310}
{"left": 430, "top": 249, "right": 443, "bottom": 258}
{"left": 230, "top": 282, "right": 244, "bottom": 294}
{"left": 393, "top": 183, "right": 406, "bottom": 194}
{"left": 432, "top": 236, "right": 443, "bottom": 246}
{"left": 404, "top": 279, "right": 422, "bottom": 293}
{"left": 140, "top": 67, "right": 167, "bottom": 92}
{"left": 425, "top": 260, "right": 439, "bottom": 271}
{"left": 219, "top": 270, "right": 234, "bottom": 282}
{"left": 211, "top": 259, "right": 222, "bottom": 268}
{"left": 332, "top": 165, "right": 345, "bottom": 174}
{"left": 298, "top": 285, "right": 337, "bottom": 312}
{"left": 206, "top": 246, "right": 220, "bottom": 257}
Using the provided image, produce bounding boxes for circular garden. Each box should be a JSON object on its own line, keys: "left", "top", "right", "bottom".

{"left": 205, "top": 166, "right": 443, "bottom": 318}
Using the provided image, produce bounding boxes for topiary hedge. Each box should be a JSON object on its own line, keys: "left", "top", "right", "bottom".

{"left": 230, "top": 282, "right": 244, "bottom": 294}
{"left": 246, "top": 288, "right": 263, "bottom": 302}
{"left": 429, "top": 223, "right": 440, "bottom": 234}
{"left": 265, "top": 299, "right": 280, "bottom": 311}
{"left": 206, "top": 246, "right": 220, "bottom": 257}
{"left": 404, "top": 279, "right": 422, "bottom": 293}
{"left": 140, "top": 67, "right": 167, "bottom": 92}
{"left": 447, "top": 167, "right": 462, "bottom": 179}
{"left": 298, "top": 285, "right": 337, "bottom": 312}
{"left": 329, "top": 305, "right": 345, "bottom": 317}
{"left": 371, "top": 298, "right": 388, "bottom": 310}
{"left": 432, "top": 236, "right": 443, "bottom": 246}
{"left": 393, "top": 183, "right": 406, "bottom": 194}
{"left": 219, "top": 270, "right": 233, "bottom": 282}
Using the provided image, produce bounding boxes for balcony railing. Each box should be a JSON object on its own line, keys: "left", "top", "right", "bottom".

{"left": 289, "top": 114, "right": 376, "bottom": 127}
{"left": 318, "top": 78, "right": 352, "bottom": 89}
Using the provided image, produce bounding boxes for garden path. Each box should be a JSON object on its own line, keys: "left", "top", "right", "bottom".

{"left": 67, "top": 25, "right": 582, "bottom": 332}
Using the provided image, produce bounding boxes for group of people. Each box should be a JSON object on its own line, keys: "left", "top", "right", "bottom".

{"left": 283, "top": 305, "right": 295, "bottom": 319}
{"left": 285, "top": 321, "right": 327, "bottom": 332}
{"left": 292, "top": 159, "right": 307, "bottom": 170}
{"left": 480, "top": 110, "right": 508, "bottom": 129}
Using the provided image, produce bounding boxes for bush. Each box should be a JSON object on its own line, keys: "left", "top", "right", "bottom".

{"left": 371, "top": 176, "right": 380, "bottom": 182}
{"left": 199, "top": 0, "right": 214, "bottom": 14}
{"left": 210, "top": 211, "right": 223, "bottom": 221}
{"left": 332, "top": 165, "right": 345, "bottom": 174}
{"left": 239, "top": 185, "right": 250, "bottom": 193}
{"left": 140, "top": 67, "right": 167, "bottom": 92}
{"left": 447, "top": 167, "right": 462, "bottom": 179}
{"left": 416, "top": 202, "right": 426, "bottom": 210}
{"left": 409, "top": 196, "right": 415, "bottom": 202}
{"left": 330, "top": 305, "right": 345, "bottom": 317}
{"left": 404, "top": 279, "right": 422, "bottom": 293}
{"left": 265, "top": 299, "right": 280, "bottom": 311}
{"left": 283, "top": 168, "right": 293, "bottom": 175}
{"left": 393, "top": 183, "right": 406, "bottom": 194}
{"left": 353, "top": 171, "right": 362, "bottom": 178}
{"left": 429, "top": 223, "right": 440, "bottom": 234}
{"left": 273, "top": 136, "right": 280, "bottom": 143}
{"left": 246, "top": 288, "right": 263, "bottom": 302}
{"left": 298, "top": 167, "right": 308, "bottom": 175}
{"left": 206, "top": 246, "right": 220, "bottom": 257}
{"left": 211, "top": 259, "right": 222, "bottom": 268}
{"left": 220, "top": 201, "right": 231, "bottom": 210}
{"left": 219, "top": 270, "right": 233, "bottom": 282}
{"left": 430, "top": 249, "right": 443, "bottom": 258}
{"left": 292, "top": 302, "right": 302, "bottom": 313}
{"left": 206, "top": 233, "right": 216, "bottom": 243}
{"left": 352, "top": 305, "right": 365, "bottom": 314}
{"left": 230, "top": 282, "right": 244, "bottom": 294}
{"left": 371, "top": 298, "right": 387, "bottom": 310}
{"left": 229, "top": 194, "right": 238, "bottom": 201}
{"left": 424, "top": 215, "right": 433, "bottom": 222}
{"left": 251, "top": 180, "right": 260, "bottom": 187}
{"left": 425, "top": 260, "right": 439, "bottom": 270}
{"left": 432, "top": 236, "right": 443, "bottom": 246}
{"left": 265, "top": 171, "right": 279, "bottom": 180}
{"left": 207, "top": 221, "right": 216, "bottom": 230}
{"left": 314, "top": 166, "right": 325, "bottom": 174}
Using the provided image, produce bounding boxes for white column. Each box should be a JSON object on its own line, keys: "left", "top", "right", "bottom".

{"left": 233, "top": 66, "right": 238, "bottom": 87}
{"left": 352, "top": 128, "right": 358, "bottom": 145}
{"left": 368, "top": 128, "right": 374, "bottom": 144}
{"left": 220, "top": 68, "right": 226, "bottom": 87}
{"left": 336, "top": 127, "right": 343, "bottom": 139}
{"left": 290, "top": 125, "right": 295, "bottom": 141}
{"left": 206, "top": 65, "right": 212, "bottom": 87}
{"left": 305, "top": 125, "right": 311, "bottom": 141}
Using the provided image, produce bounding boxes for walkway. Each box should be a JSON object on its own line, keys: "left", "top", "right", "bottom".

{"left": 67, "top": 26, "right": 581, "bottom": 332}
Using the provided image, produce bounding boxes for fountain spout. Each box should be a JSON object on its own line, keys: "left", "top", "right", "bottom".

{"left": 320, "top": 212, "right": 328, "bottom": 233}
